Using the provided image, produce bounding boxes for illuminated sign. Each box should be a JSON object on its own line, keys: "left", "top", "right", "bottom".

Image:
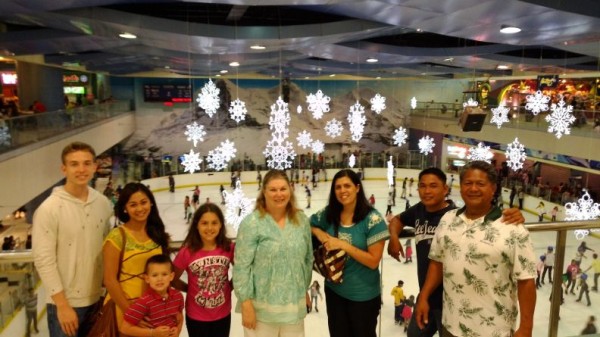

{"left": 1, "top": 73, "right": 17, "bottom": 85}
{"left": 64, "top": 86, "right": 86, "bottom": 94}
{"left": 447, "top": 145, "right": 467, "bottom": 159}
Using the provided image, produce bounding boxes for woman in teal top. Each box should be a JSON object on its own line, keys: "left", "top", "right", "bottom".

{"left": 311, "top": 169, "right": 389, "bottom": 337}
{"left": 233, "top": 170, "right": 312, "bottom": 337}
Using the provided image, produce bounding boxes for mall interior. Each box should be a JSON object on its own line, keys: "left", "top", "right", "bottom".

{"left": 0, "top": 1, "right": 599, "bottom": 337}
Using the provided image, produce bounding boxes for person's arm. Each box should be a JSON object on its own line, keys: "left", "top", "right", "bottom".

{"left": 386, "top": 214, "right": 405, "bottom": 261}
{"left": 171, "top": 250, "right": 189, "bottom": 292}
{"left": 415, "top": 260, "right": 443, "bottom": 329}
{"left": 120, "top": 320, "right": 171, "bottom": 337}
{"left": 175, "top": 312, "right": 184, "bottom": 336}
{"left": 232, "top": 215, "right": 259, "bottom": 330}
{"left": 325, "top": 236, "right": 385, "bottom": 269}
{"left": 32, "top": 207, "right": 79, "bottom": 337}
{"left": 501, "top": 207, "right": 525, "bottom": 224}
{"left": 513, "top": 279, "right": 536, "bottom": 337}
{"left": 103, "top": 241, "right": 132, "bottom": 313}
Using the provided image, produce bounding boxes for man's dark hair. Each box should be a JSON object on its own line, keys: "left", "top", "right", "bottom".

{"left": 459, "top": 160, "right": 497, "bottom": 184}
{"left": 419, "top": 167, "right": 447, "bottom": 184}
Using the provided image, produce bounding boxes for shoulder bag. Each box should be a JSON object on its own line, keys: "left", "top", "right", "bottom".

{"left": 312, "top": 226, "right": 347, "bottom": 284}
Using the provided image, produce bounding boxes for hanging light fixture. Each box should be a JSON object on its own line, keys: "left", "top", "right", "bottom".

{"left": 500, "top": 25, "right": 521, "bottom": 34}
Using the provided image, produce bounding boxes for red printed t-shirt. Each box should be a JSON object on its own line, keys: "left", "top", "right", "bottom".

{"left": 123, "top": 287, "right": 183, "bottom": 328}
{"left": 173, "top": 244, "right": 234, "bottom": 321}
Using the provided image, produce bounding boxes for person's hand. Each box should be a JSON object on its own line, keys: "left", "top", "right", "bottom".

{"left": 153, "top": 326, "right": 172, "bottom": 337}
{"left": 323, "top": 236, "right": 346, "bottom": 251}
{"left": 414, "top": 297, "right": 430, "bottom": 330}
{"left": 387, "top": 237, "right": 403, "bottom": 262}
{"left": 139, "top": 317, "right": 153, "bottom": 328}
{"left": 57, "top": 304, "right": 79, "bottom": 336}
{"left": 502, "top": 208, "right": 525, "bottom": 225}
{"left": 241, "top": 300, "right": 257, "bottom": 330}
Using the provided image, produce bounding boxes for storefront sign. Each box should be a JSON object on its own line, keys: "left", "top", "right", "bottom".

{"left": 447, "top": 145, "right": 467, "bottom": 158}
{"left": 537, "top": 75, "right": 559, "bottom": 89}
{"left": 1, "top": 73, "right": 17, "bottom": 85}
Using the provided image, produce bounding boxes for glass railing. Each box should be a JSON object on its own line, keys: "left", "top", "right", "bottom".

{"left": 0, "top": 100, "right": 132, "bottom": 155}
{"left": 1, "top": 219, "right": 598, "bottom": 336}
{"left": 410, "top": 101, "right": 600, "bottom": 139}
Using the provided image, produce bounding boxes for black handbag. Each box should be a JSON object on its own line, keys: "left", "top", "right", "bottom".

{"left": 312, "top": 226, "right": 347, "bottom": 284}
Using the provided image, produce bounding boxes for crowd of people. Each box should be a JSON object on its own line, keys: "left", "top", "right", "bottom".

{"left": 25, "top": 141, "right": 598, "bottom": 337}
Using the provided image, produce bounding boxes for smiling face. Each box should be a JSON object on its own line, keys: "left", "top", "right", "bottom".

{"left": 418, "top": 173, "right": 449, "bottom": 211}
{"left": 264, "top": 177, "right": 291, "bottom": 213}
{"left": 334, "top": 176, "right": 360, "bottom": 209}
{"left": 460, "top": 168, "right": 496, "bottom": 212}
{"left": 196, "top": 211, "right": 222, "bottom": 247}
{"left": 61, "top": 150, "right": 97, "bottom": 188}
{"left": 124, "top": 191, "right": 152, "bottom": 224}
{"left": 144, "top": 262, "right": 174, "bottom": 295}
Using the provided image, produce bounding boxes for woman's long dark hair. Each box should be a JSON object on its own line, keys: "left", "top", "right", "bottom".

{"left": 325, "top": 169, "right": 373, "bottom": 231}
{"left": 114, "top": 183, "right": 170, "bottom": 254}
{"left": 183, "top": 203, "right": 231, "bottom": 252}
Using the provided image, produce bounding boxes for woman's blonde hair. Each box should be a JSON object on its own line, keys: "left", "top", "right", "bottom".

{"left": 255, "top": 170, "right": 301, "bottom": 225}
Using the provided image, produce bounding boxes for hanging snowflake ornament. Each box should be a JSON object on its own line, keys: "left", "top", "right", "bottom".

{"left": 564, "top": 190, "right": 600, "bottom": 224}
{"left": 297, "top": 105, "right": 302, "bottom": 114}
{"left": 348, "top": 154, "right": 356, "bottom": 168}
{"left": 324, "top": 118, "right": 344, "bottom": 138}
{"left": 229, "top": 98, "right": 247, "bottom": 124}
{"left": 410, "top": 97, "right": 417, "bottom": 110}
{"left": 545, "top": 98, "right": 575, "bottom": 139}
{"left": 219, "top": 139, "right": 237, "bottom": 161}
{"left": 196, "top": 79, "right": 220, "bottom": 118}
{"left": 463, "top": 98, "right": 479, "bottom": 108}
{"left": 184, "top": 121, "right": 206, "bottom": 147}
{"left": 222, "top": 180, "right": 254, "bottom": 232}
{"left": 296, "top": 130, "right": 313, "bottom": 149}
{"left": 466, "top": 142, "right": 493, "bottom": 163}
{"left": 525, "top": 90, "right": 550, "bottom": 115}
{"left": 268, "top": 96, "right": 291, "bottom": 140}
{"left": 263, "top": 138, "right": 296, "bottom": 170}
{"left": 387, "top": 156, "right": 394, "bottom": 187}
{"left": 311, "top": 140, "right": 325, "bottom": 154}
{"left": 206, "top": 140, "right": 236, "bottom": 171}
{"left": 505, "top": 138, "right": 527, "bottom": 171}
{"left": 306, "top": 89, "right": 331, "bottom": 119}
{"left": 418, "top": 135, "right": 435, "bottom": 155}
{"left": 347, "top": 101, "right": 366, "bottom": 142}
{"left": 490, "top": 105, "right": 510, "bottom": 129}
{"left": 181, "top": 149, "right": 202, "bottom": 174}
{"left": 0, "top": 125, "right": 11, "bottom": 147}
{"left": 392, "top": 127, "right": 408, "bottom": 147}
{"left": 370, "top": 93, "right": 386, "bottom": 114}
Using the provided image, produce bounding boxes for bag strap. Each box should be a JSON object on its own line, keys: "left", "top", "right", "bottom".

{"left": 117, "top": 227, "right": 126, "bottom": 280}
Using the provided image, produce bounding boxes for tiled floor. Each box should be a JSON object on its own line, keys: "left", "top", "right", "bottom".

{"left": 31, "top": 178, "right": 599, "bottom": 337}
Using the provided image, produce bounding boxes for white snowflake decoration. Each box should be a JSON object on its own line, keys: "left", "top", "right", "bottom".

{"left": 490, "top": 105, "right": 510, "bottom": 129}
{"left": 392, "top": 127, "right": 408, "bottom": 147}
{"left": 0, "top": 125, "right": 11, "bottom": 146}
{"left": 184, "top": 121, "right": 206, "bottom": 147}
{"left": 347, "top": 101, "right": 366, "bottom": 142}
{"left": 545, "top": 99, "right": 575, "bottom": 139}
{"left": 467, "top": 142, "right": 493, "bottom": 163}
{"left": 324, "top": 118, "right": 343, "bottom": 138}
{"left": 387, "top": 156, "right": 394, "bottom": 187}
{"left": 311, "top": 140, "right": 325, "bottom": 154}
{"left": 297, "top": 105, "right": 302, "bottom": 114}
{"left": 306, "top": 89, "right": 331, "bottom": 119}
{"left": 410, "top": 97, "right": 417, "bottom": 109}
{"left": 525, "top": 90, "right": 550, "bottom": 115}
{"left": 348, "top": 154, "right": 356, "bottom": 168}
{"left": 196, "top": 79, "right": 220, "bottom": 118}
{"left": 463, "top": 98, "right": 479, "bottom": 108}
{"left": 418, "top": 135, "right": 435, "bottom": 155}
{"left": 296, "top": 130, "right": 313, "bottom": 149}
{"left": 268, "top": 96, "right": 291, "bottom": 140}
{"left": 370, "top": 93, "right": 386, "bottom": 114}
{"left": 263, "top": 138, "right": 296, "bottom": 170}
{"left": 505, "top": 138, "right": 527, "bottom": 171}
{"left": 181, "top": 149, "right": 202, "bottom": 174}
{"left": 229, "top": 98, "right": 247, "bottom": 124}
{"left": 564, "top": 190, "right": 600, "bottom": 222}
{"left": 222, "top": 180, "right": 254, "bottom": 232}
{"left": 206, "top": 140, "right": 236, "bottom": 171}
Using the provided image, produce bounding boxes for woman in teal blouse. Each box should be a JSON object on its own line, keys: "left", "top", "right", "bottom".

{"left": 233, "top": 170, "right": 312, "bottom": 337}
{"left": 311, "top": 169, "right": 389, "bottom": 337}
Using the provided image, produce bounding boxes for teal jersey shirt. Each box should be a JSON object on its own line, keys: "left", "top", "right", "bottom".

{"left": 310, "top": 208, "right": 389, "bottom": 301}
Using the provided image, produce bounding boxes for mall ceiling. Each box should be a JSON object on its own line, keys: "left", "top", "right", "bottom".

{"left": 0, "top": 0, "right": 599, "bottom": 79}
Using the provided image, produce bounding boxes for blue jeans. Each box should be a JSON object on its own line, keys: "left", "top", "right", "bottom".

{"left": 407, "top": 308, "right": 442, "bottom": 337}
{"left": 46, "top": 303, "right": 95, "bottom": 337}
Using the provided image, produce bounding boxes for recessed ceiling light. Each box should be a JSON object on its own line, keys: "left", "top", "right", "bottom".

{"left": 500, "top": 25, "right": 521, "bottom": 34}
{"left": 216, "top": 74, "right": 221, "bottom": 77}
{"left": 366, "top": 57, "right": 378, "bottom": 63}
{"left": 220, "top": 70, "right": 228, "bottom": 74}
{"left": 250, "top": 45, "right": 266, "bottom": 50}
{"left": 329, "top": 74, "right": 336, "bottom": 77}
{"left": 444, "top": 57, "right": 454, "bottom": 62}
{"left": 164, "top": 65, "right": 170, "bottom": 69}
{"left": 416, "top": 28, "right": 423, "bottom": 32}
{"left": 376, "top": 76, "right": 381, "bottom": 79}
{"left": 304, "top": 76, "right": 309, "bottom": 79}
{"left": 119, "top": 32, "right": 137, "bottom": 39}
{"left": 496, "top": 65, "right": 509, "bottom": 70}
{"left": 229, "top": 61, "right": 240, "bottom": 67}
